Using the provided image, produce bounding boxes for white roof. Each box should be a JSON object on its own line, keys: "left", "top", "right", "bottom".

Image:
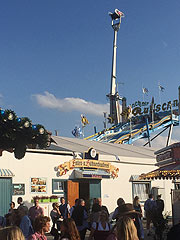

{"left": 51, "top": 136, "right": 155, "bottom": 159}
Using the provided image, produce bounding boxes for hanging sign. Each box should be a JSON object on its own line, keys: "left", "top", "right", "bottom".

{"left": 55, "top": 159, "right": 119, "bottom": 179}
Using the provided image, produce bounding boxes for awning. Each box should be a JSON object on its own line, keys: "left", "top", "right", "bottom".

{"left": 74, "top": 169, "right": 110, "bottom": 179}
{"left": 0, "top": 169, "right": 14, "bottom": 177}
{"left": 139, "top": 163, "right": 180, "bottom": 180}
{"left": 129, "top": 175, "right": 151, "bottom": 182}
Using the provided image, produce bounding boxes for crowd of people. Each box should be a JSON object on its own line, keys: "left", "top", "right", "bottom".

{"left": 0, "top": 193, "right": 175, "bottom": 240}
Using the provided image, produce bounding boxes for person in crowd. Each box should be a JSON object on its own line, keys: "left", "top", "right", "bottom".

{"left": 0, "top": 226, "right": 25, "bottom": 240}
{"left": 116, "top": 216, "right": 139, "bottom": 240}
{"left": 0, "top": 215, "right": 6, "bottom": 228}
{"left": 144, "top": 194, "right": 157, "bottom": 236}
{"left": 88, "top": 210, "right": 112, "bottom": 240}
{"left": 167, "top": 222, "right": 180, "bottom": 240}
{"left": 133, "top": 196, "right": 142, "bottom": 216}
{"left": 17, "top": 197, "right": 29, "bottom": 215}
{"left": 59, "top": 197, "right": 70, "bottom": 220}
{"left": 17, "top": 197, "right": 24, "bottom": 208}
{"left": 96, "top": 198, "right": 109, "bottom": 216}
{"left": 89, "top": 201, "right": 102, "bottom": 228}
{"left": 156, "top": 194, "right": 164, "bottom": 217}
{"left": 28, "top": 197, "right": 44, "bottom": 226}
{"left": 116, "top": 203, "right": 144, "bottom": 240}
{"left": 60, "top": 218, "right": 81, "bottom": 240}
{"left": 18, "top": 206, "right": 34, "bottom": 240}
{"left": 72, "top": 199, "right": 88, "bottom": 240}
{"left": 9, "top": 209, "right": 21, "bottom": 226}
{"left": 50, "top": 202, "right": 61, "bottom": 240}
{"left": 28, "top": 215, "right": 50, "bottom": 240}
{"left": 9, "top": 201, "right": 16, "bottom": 213}
{"left": 70, "top": 199, "right": 79, "bottom": 217}
{"left": 112, "top": 197, "right": 125, "bottom": 221}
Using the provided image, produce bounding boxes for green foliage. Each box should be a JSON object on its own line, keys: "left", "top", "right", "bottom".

{"left": 0, "top": 108, "right": 49, "bottom": 159}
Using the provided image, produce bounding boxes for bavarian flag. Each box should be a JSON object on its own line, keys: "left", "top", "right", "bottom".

{"left": 81, "top": 114, "right": 89, "bottom": 126}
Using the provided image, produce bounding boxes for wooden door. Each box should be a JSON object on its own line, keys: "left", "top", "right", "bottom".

{"left": 67, "top": 180, "right": 79, "bottom": 208}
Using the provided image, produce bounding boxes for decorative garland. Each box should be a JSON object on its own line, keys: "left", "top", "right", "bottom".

{"left": 0, "top": 108, "right": 49, "bottom": 159}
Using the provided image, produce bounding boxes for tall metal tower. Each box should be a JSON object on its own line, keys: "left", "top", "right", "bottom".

{"left": 107, "top": 9, "right": 124, "bottom": 125}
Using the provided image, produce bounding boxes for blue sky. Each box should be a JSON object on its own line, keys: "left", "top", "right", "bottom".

{"left": 1, "top": 0, "right": 180, "bottom": 145}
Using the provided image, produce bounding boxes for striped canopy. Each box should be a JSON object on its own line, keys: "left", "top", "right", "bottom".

{"left": 0, "top": 169, "right": 14, "bottom": 177}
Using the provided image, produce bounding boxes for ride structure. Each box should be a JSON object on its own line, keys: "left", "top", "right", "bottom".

{"left": 85, "top": 9, "right": 179, "bottom": 146}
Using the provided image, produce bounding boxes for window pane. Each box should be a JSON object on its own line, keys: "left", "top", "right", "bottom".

{"left": 175, "top": 183, "right": 180, "bottom": 190}
{"left": 52, "top": 179, "right": 64, "bottom": 193}
{"left": 133, "top": 182, "right": 150, "bottom": 201}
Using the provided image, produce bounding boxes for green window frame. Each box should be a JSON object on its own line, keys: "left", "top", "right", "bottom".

{"left": 52, "top": 179, "right": 66, "bottom": 194}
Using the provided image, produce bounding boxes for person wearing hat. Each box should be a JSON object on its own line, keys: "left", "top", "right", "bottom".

{"left": 117, "top": 203, "right": 144, "bottom": 240}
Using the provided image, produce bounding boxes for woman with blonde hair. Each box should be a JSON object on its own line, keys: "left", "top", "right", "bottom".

{"left": 0, "top": 226, "right": 25, "bottom": 240}
{"left": 116, "top": 216, "right": 139, "bottom": 240}
{"left": 60, "top": 218, "right": 81, "bottom": 240}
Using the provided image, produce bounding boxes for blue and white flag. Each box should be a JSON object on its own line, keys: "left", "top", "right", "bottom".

{"left": 142, "top": 87, "right": 149, "bottom": 95}
{"left": 159, "top": 84, "right": 165, "bottom": 92}
{"left": 72, "top": 126, "right": 82, "bottom": 138}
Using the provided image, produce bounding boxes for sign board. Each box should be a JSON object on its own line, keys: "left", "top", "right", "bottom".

{"left": 55, "top": 159, "right": 119, "bottom": 179}
{"left": 12, "top": 184, "right": 25, "bottom": 195}
{"left": 131, "top": 99, "right": 178, "bottom": 116}
{"left": 30, "top": 178, "right": 47, "bottom": 193}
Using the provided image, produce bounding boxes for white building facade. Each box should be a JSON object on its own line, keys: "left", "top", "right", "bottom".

{"left": 0, "top": 136, "right": 175, "bottom": 217}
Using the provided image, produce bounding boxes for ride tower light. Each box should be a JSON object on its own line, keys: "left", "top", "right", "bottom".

{"left": 107, "top": 9, "right": 124, "bottom": 125}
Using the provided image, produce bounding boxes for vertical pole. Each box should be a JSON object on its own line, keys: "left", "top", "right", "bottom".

{"left": 166, "top": 125, "right": 173, "bottom": 146}
{"left": 158, "top": 83, "right": 161, "bottom": 105}
{"left": 129, "top": 118, "right": 132, "bottom": 144}
{"left": 178, "top": 86, "right": 180, "bottom": 115}
{"left": 103, "top": 112, "right": 107, "bottom": 129}
{"left": 166, "top": 124, "right": 173, "bottom": 146}
{"left": 110, "top": 29, "right": 118, "bottom": 96}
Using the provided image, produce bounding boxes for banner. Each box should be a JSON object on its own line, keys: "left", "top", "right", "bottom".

{"left": 55, "top": 159, "right": 119, "bottom": 179}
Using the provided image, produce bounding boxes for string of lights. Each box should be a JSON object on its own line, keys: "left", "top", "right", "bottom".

{"left": 0, "top": 108, "right": 49, "bottom": 159}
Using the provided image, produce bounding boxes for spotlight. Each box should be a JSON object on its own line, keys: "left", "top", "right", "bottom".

{"left": 24, "top": 121, "right": 30, "bottom": 128}
{"left": 39, "top": 127, "right": 45, "bottom": 134}
{"left": 8, "top": 113, "right": 14, "bottom": 120}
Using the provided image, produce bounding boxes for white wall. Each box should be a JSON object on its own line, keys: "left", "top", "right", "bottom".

{"left": 0, "top": 150, "right": 174, "bottom": 218}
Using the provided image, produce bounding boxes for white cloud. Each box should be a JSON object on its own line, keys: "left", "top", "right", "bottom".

{"left": 33, "top": 91, "right": 109, "bottom": 116}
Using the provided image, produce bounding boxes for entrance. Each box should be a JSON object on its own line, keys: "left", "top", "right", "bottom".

{"left": 0, "top": 178, "right": 12, "bottom": 216}
{"left": 67, "top": 179, "right": 101, "bottom": 209}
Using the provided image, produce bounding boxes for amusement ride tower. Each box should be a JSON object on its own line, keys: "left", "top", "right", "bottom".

{"left": 107, "top": 9, "right": 124, "bottom": 125}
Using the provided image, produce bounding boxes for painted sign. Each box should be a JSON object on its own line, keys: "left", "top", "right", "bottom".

{"left": 30, "top": 178, "right": 47, "bottom": 193}
{"left": 55, "top": 159, "right": 119, "bottom": 179}
{"left": 131, "top": 99, "right": 178, "bottom": 116}
{"left": 13, "top": 184, "right": 25, "bottom": 195}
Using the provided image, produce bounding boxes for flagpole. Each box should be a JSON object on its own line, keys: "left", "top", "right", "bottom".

{"left": 142, "top": 84, "right": 144, "bottom": 102}
{"left": 158, "top": 82, "right": 161, "bottom": 104}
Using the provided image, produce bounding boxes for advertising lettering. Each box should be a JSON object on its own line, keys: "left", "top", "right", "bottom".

{"left": 131, "top": 99, "right": 178, "bottom": 116}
